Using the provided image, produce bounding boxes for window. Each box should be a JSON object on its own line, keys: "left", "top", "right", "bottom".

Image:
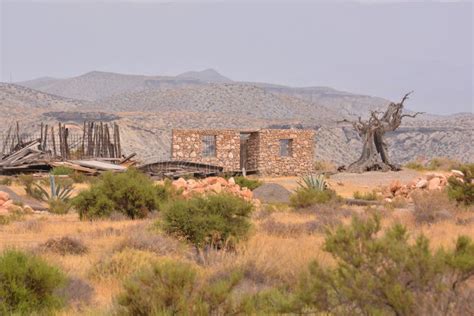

{"left": 202, "top": 135, "right": 216, "bottom": 157}
{"left": 279, "top": 139, "right": 293, "bottom": 157}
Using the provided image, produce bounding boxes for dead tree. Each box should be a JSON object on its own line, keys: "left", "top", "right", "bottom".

{"left": 340, "top": 92, "right": 423, "bottom": 173}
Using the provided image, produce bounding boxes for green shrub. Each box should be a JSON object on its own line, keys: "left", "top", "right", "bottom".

{"left": 73, "top": 169, "right": 167, "bottom": 220}
{"left": 0, "top": 249, "right": 66, "bottom": 314}
{"left": 290, "top": 188, "right": 337, "bottom": 208}
{"left": 162, "top": 193, "right": 253, "bottom": 250}
{"left": 404, "top": 160, "right": 425, "bottom": 171}
{"left": 287, "top": 216, "right": 474, "bottom": 315}
{"left": 352, "top": 190, "right": 378, "bottom": 201}
{"left": 69, "top": 171, "right": 87, "bottom": 183}
{"left": 48, "top": 199, "right": 73, "bottom": 214}
{"left": 51, "top": 166, "right": 74, "bottom": 176}
{"left": 117, "top": 260, "right": 245, "bottom": 315}
{"left": 233, "top": 176, "right": 262, "bottom": 191}
{"left": 447, "top": 164, "right": 474, "bottom": 206}
{"left": 0, "top": 177, "right": 12, "bottom": 186}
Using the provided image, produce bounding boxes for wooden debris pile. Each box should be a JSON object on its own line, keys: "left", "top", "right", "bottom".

{"left": 0, "top": 121, "right": 132, "bottom": 174}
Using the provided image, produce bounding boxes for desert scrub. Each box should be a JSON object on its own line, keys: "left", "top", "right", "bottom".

{"left": 290, "top": 188, "right": 337, "bottom": 208}
{"left": 447, "top": 163, "right": 474, "bottom": 206}
{"left": 90, "top": 249, "right": 159, "bottom": 281}
{"left": 117, "top": 260, "right": 248, "bottom": 315}
{"left": 0, "top": 177, "right": 12, "bottom": 186}
{"left": 73, "top": 169, "right": 170, "bottom": 220}
{"left": 162, "top": 193, "right": 254, "bottom": 250}
{"left": 285, "top": 215, "right": 474, "bottom": 315}
{"left": 352, "top": 190, "right": 378, "bottom": 201}
{"left": 0, "top": 249, "right": 66, "bottom": 314}
{"left": 39, "top": 236, "right": 88, "bottom": 256}
{"left": 233, "top": 176, "right": 262, "bottom": 191}
{"left": 412, "top": 190, "right": 456, "bottom": 224}
{"left": 51, "top": 166, "right": 75, "bottom": 176}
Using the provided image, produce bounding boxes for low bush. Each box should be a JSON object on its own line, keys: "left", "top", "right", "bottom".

{"left": 290, "top": 188, "right": 337, "bottom": 208}
{"left": 48, "top": 199, "right": 73, "bottom": 214}
{"left": 162, "top": 193, "right": 253, "bottom": 250}
{"left": 0, "top": 177, "right": 12, "bottom": 186}
{"left": 405, "top": 157, "right": 461, "bottom": 171}
{"left": 90, "top": 249, "right": 158, "bottom": 281}
{"left": 447, "top": 163, "right": 474, "bottom": 206}
{"left": 40, "top": 236, "right": 88, "bottom": 255}
{"left": 73, "top": 169, "right": 169, "bottom": 220}
{"left": 51, "top": 166, "right": 74, "bottom": 176}
{"left": 412, "top": 190, "right": 456, "bottom": 224}
{"left": 117, "top": 260, "right": 246, "bottom": 315}
{"left": 285, "top": 215, "right": 474, "bottom": 315}
{"left": 233, "top": 176, "right": 262, "bottom": 191}
{"left": 0, "top": 249, "right": 66, "bottom": 314}
{"left": 353, "top": 190, "right": 378, "bottom": 201}
{"left": 116, "top": 225, "right": 184, "bottom": 256}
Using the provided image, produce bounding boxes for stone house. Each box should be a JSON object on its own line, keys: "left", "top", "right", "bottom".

{"left": 171, "top": 129, "right": 315, "bottom": 176}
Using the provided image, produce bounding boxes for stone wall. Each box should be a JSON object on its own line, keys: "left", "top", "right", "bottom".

{"left": 171, "top": 129, "right": 241, "bottom": 171}
{"left": 255, "top": 129, "right": 315, "bottom": 176}
{"left": 171, "top": 128, "right": 315, "bottom": 176}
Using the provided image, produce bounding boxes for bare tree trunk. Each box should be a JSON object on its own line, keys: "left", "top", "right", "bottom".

{"left": 340, "top": 92, "right": 423, "bottom": 173}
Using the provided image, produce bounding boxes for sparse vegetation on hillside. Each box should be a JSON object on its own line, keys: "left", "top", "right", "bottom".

{"left": 405, "top": 157, "right": 462, "bottom": 171}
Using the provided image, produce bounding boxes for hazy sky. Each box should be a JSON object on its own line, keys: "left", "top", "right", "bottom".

{"left": 0, "top": 0, "right": 472, "bottom": 114}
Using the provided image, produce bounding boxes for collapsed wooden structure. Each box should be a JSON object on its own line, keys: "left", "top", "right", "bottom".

{"left": 0, "top": 122, "right": 127, "bottom": 174}
{"left": 138, "top": 160, "right": 223, "bottom": 179}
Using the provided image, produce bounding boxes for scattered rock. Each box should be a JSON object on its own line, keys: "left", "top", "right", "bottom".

{"left": 171, "top": 176, "right": 253, "bottom": 201}
{"left": 416, "top": 179, "right": 428, "bottom": 189}
{"left": 252, "top": 183, "right": 291, "bottom": 204}
{"left": 451, "top": 170, "right": 464, "bottom": 177}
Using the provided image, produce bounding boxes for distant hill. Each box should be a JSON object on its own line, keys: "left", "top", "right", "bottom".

{"left": 177, "top": 68, "right": 232, "bottom": 83}
{"left": 17, "top": 70, "right": 392, "bottom": 117}
{"left": 94, "top": 83, "right": 339, "bottom": 123}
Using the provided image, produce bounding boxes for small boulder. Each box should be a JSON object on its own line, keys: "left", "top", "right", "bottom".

{"left": 416, "top": 179, "right": 428, "bottom": 189}
{"left": 451, "top": 170, "right": 464, "bottom": 178}
{"left": 228, "top": 177, "right": 236, "bottom": 185}
{"left": 428, "top": 177, "right": 441, "bottom": 190}
{"left": 389, "top": 180, "right": 402, "bottom": 194}
{"left": 0, "top": 191, "right": 10, "bottom": 202}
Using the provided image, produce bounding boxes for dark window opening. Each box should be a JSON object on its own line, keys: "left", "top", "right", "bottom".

{"left": 202, "top": 135, "right": 216, "bottom": 157}
{"left": 279, "top": 139, "right": 293, "bottom": 157}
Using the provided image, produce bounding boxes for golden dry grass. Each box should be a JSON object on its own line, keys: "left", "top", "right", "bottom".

{"left": 1, "top": 173, "right": 473, "bottom": 315}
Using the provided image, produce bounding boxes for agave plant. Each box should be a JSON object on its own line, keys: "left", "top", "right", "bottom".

{"left": 33, "top": 181, "right": 74, "bottom": 203}
{"left": 296, "top": 174, "right": 328, "bottom": 191}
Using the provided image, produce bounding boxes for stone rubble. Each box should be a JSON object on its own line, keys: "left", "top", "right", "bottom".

{"left": 382, "top": 170, "right": 465, "bottom": 202}
{"left": 171, "top": 177, "right": 254, "bottom": 201}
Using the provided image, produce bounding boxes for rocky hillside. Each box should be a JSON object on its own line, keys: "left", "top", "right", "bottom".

{"left": 5, "top": 73, "right": 474, "bottom": 166}
{"left": 94, "top": 83, "right": 339, "bottom": 123}
{"left": 18, "top": 70, "right": 393, "bottom": 117}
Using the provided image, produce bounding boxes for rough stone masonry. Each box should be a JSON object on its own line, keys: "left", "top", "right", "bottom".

{"left": 171, "top": 129, "right": 315, "bottom": 176}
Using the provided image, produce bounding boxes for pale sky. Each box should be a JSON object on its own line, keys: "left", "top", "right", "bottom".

{"left": 0, "top": 0, "right": 472, "bottom": 114}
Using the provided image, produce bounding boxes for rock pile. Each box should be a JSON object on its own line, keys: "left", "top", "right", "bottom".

{"left": 383, "top": 170, "right": 464, "bottom": 201}
{"left": 0, "top": 191, "right": 13, "bottom": 214}
{"left": 171, "top": 177, "right": 253, "bottom": 201}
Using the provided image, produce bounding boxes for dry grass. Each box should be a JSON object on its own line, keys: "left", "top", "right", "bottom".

{"left": 1, "top": 175, "right": 474, "bottom": 314}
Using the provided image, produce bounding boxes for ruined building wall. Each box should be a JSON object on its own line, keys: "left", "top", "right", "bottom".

{"left": 171, "top": 129, "right": 241, "bottom": 171}
{"left": 255, "top": 129, "right": 315, "bottom": 176}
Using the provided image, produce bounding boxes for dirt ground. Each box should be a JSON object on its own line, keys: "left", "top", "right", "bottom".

{"left": 262, "top": 169, "right": 433, "bottom": 198}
